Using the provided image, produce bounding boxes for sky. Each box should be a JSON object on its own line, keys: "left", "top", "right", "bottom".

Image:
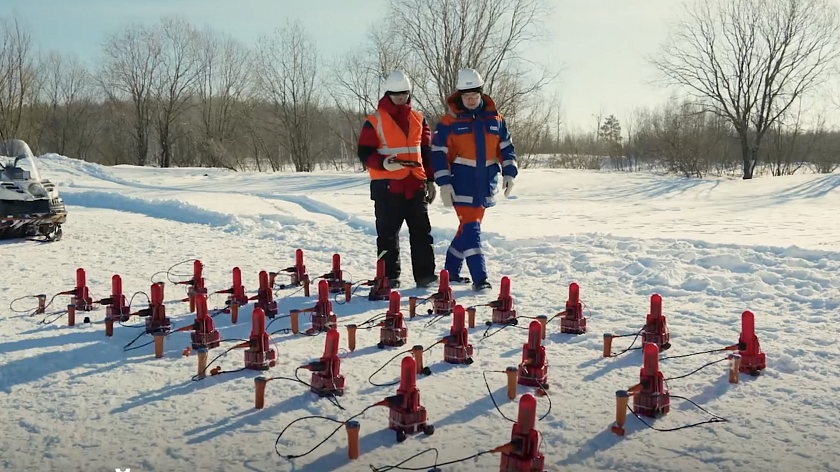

{"left": 4, "top": 0, "right": 840, "bottom": 133}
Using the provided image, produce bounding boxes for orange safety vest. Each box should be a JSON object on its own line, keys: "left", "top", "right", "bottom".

{"left": 366, "top": 109, "right": 426, "bottom": 181}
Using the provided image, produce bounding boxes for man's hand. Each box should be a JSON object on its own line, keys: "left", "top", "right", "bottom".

{"left": 425, "top": 181, "right": 437, "bottom": 204}
{"left": 503, "top": 175, "right": 514, "bottom": 197}
{"left": 439, "top": 184, "right": 456, "bottom": 207}
{"left": 382, "top": 156, "right": 404, "bottom": 171}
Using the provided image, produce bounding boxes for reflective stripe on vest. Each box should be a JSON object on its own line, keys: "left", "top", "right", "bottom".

{"left": 367, "top": 109, "right": 426, "bottom": 181}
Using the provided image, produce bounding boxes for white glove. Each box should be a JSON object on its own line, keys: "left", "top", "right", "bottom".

{"left": 382, "top": 156, "right": 404, "bottom": 171}
{"left": 439, "top": 184, "right": 455, "bottom": 207}
{"left": 503, "top": 175, "right": 514, "bottom": 197}
{"left": 425, "top": 182, "right": 437, "bottom": 204}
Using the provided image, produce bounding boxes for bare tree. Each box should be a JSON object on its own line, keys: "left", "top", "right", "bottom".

{"left": 385, "top": 0, "right": 556, "bottom": 118}
{"left": 0, "top": 17, "right": 38, "bottom": 141}
{"left": 652, "top": 0, "right": 840, "bottom": 179}
{"left": 254, "top": 20, "right": 322, "bottom": 172}
{"left": 100, "top": 23, "right": 162, "bottom": 166}
{"left": 38, "top": 52, "right": 99, "bottom": 157}
{"left": 152, "top": 17, "right": 201, "bottom": 167}
{"left": 196, "top": 28, "right": 252, "bottom": 169}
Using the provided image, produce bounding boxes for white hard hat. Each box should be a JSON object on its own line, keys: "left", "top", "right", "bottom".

{"left": 384, "top": 70, "right": 412, "bottom": 93}
{"left": 456, "top": 68, "right": 484, "bottom": 91}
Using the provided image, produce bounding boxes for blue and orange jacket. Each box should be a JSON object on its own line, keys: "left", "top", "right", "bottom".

{"left": 430, "top": 92, "right": 517, "bottom": 208}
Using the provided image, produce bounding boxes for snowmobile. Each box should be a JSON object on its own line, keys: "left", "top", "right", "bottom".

{"left": 0, "top": 139, "right": 66, "bottom": 242}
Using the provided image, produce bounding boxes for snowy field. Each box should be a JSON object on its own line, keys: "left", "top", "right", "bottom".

{"left": 1, "top": 154, "right": 839, "bottom": 472}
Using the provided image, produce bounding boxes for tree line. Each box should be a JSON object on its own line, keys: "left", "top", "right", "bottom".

{"left": 1, "top": 0, "right": 839, "bottom": 179}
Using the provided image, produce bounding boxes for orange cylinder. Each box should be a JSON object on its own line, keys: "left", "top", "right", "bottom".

{"left": 153, "top": 334, "right": 165, "bottom": 358}
{"left": 611, "top": 390, "right": 630, "bottom": 436}
{"left": 409, "top": 297, "right": 417, "bottom": 319}
{"left": 290, "top": 310, "right": 300, "bottom": 334}
{"left": 157, "top": 282, "right": 166, "bottom": 300}
{"left": 197, "top": 349, "right": 208, "bottom": 378}
{"left": 37, "top": 294, "right": 46, "bottom": 314}
{"left": 344, "top": 282, "right": 352, "bottom": 303}
{"left": 346, "top": 420, "right": 360, "bottom": 460}
{"left": 347, "top": 324, "right": 357, "bottom": 352}
{"left": 188, "top": 287, "right": 196, "bottom": 312}
{"left": 255, "top": 376, "right": 267, "bottom": 409}
{"left": 269, "top": 272, "right": 277, "bottom": 288}
{"left": 412, "top": 345, "right": 424, "bottom": 374}
{"left": 67, "top": 304, "right": 75, "bottom": 327}
{"left": 537, "top": 315, "right": 548, "bottom": 340}
{"left": 105, "top": 318, "right": 114, "bottom": 337}
{"left": 729, "top": 354, "right": 741, "bottom": 384}
{"left": 505, "top": 366, "right": 518, "bottom": 400}
{"left": 230, "top": 301, "right": 239, "bottom": 324}
{"left": 467, "top": 307, "right": 476, "bottom": 328}
{"left": 303, "top": 278, "right": 311, "bottom": 297}
{"left": 603, "top": 333, "right": 614, "bottom": 358}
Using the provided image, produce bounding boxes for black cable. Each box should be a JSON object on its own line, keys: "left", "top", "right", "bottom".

{"left": 190, "top": 339, "right": 253, "bottom": 381}
{"left": 371, "top": 449, "right": 495, "bottom": 471}
{"left": 664, "top": 357, "right": 729, "bottom": 381}
{"left": 367, "top": 343, "right": 439, "bottom": 388}
{"left": 660, "top": 348, "right": 730, "bottom": 360}
{"left": 367, "top": 349, "right": 413, "bottom": 387}
{"left": 482, "top": 370, "right": 552, "bottom": 423}
{"left": 626, "top": 395, "right": 727, "bottom": 432}
{"left": 274, "top": 403, "right": 382, "bottom": 460}
{"left": 608, "top": 328, "right": 644, "bottom": 357}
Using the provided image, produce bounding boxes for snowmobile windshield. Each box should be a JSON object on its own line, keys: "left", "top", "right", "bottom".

{"left": 0, "top": 139, "right": 41, "bottom": 181}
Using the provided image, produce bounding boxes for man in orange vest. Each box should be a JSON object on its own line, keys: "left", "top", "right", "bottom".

{"left": 357, "top": 70, "right": 438, "bottom": 289}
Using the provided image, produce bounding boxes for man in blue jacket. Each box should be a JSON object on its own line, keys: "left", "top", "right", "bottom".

{"left": 430, "top": 68, "right": 518, "bottom": 291}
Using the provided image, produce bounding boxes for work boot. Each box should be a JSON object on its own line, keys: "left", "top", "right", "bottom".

{"left": 446, "top": 274, "right": 471, "bottom": 284}
{"left": 472, "top": 279, "right": 491, "bottom": 291}
{"left": 416, "top": 274, "right": 438, "bottom": 288}
{"left": 391, "top": 279, "right": 401, "bottom": 289}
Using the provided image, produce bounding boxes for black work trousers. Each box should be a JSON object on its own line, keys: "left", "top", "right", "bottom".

{"left": 374, "top": 190, "right": 436, "bottom": 284}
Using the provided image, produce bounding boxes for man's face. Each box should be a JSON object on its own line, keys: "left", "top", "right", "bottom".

{"left": 461, "top": 92, "right": 481, "bottom": 109}
{"left": 390, "top": 92, "right": 409, "bottom": 105}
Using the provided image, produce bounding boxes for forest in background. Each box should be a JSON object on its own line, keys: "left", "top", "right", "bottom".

{"left": 2, "top": 0, "right": 840, "bottom": 179}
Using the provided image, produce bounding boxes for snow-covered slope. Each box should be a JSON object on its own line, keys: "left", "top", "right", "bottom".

{"left": 1, "top": 154, "right": 838, "bottom": 472}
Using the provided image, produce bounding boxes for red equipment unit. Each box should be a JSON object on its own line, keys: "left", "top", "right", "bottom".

{"left": 491, "top": 276, "right": 517, "bottom": 325}
{"left": 368, "top": 258, "right": 392, "bottom": 301}
{"left": 73, "top": 268, "right": 93, "bottom": 311}
{"left": 428, "top": 269, "right": 455, "bottom": 316}
{"left": 518, "top": 320, "right": 548, "bottom": 388}
{"left": 144, "top": 282, "right": 171, "bottom": 335}
{"left": 291, "top": 248, "right": 308, "bottom": 285}
{"left": 642, "top": 294, "right": 670, "bottom": 351}
{"left": 737, "top": 310, "right": 766, "bottom": 375}
{"left": 499, "top": 393, "right": 545, "bottom": 472}
{"left": 253, "top": 270, "right": 278, "bottom": 319}
{"left": 228, "top": 267, "right": 249, "bottom": 307}
{"left": 191, "top": 260, "right": 208, "bottom": 297}
{"left": 560, "top": 282, "right": 585, "bottom": 334}
{"left": 443, "top": 305, "right": 474, "bottom": 364}
{"left": 307, "top": 328, "right": 345, "bottom": 397}
{"left": 106, "top": 274, "right": 130, "bottom": 322}
{"left": 275, "top": 248, "right": 311, "bottom": 295}
{"left": 307, "top": 279, "right": 337, "bottom": 334}
{"left": 633, "top": 342, "right": 670, "bottom": 417}
{"left": 244, "top": 307, "right": 276, "bottom": 370}
{"left": 385, "top": 356, "right": 435, "bottom": 442}
{"left": 326, "top": 254, "right": 347, "bottom": 293}
{"left": 189, "top": 293, "right": 222, "bottom": 350}
{"left": 378, "top": 291, "right": 407, "bottom": 348}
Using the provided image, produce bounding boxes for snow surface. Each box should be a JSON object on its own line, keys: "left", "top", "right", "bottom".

{"left": 2, "top": 154, "right": 839, "bottom": 472}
